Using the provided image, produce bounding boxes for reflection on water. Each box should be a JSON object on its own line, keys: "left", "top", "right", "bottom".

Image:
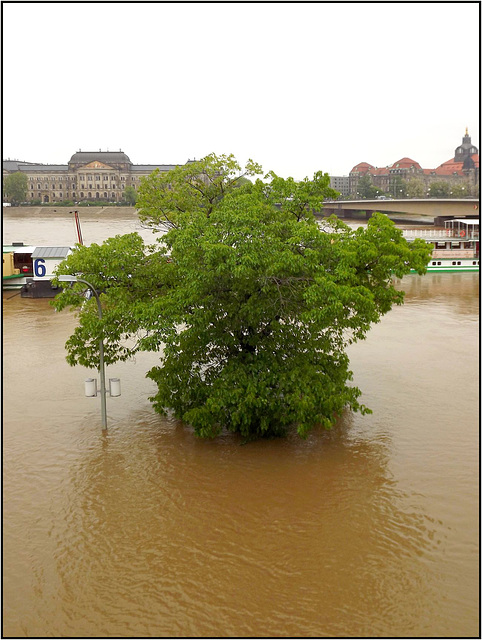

{"left": 2, "top": 212, "right": 479, "bottom": 637}
{"left": 45, "top": 421, "right": 440, "bottom": 638}
{"left": 399, "top": 271, "right": 480, "bottom": 315}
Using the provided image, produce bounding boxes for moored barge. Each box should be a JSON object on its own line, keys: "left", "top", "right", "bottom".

{"left": 3, "top": 243, "right": 72, "bottom": 297}
{"left": 403, "top": 219, "right": 479, "bottom": 272}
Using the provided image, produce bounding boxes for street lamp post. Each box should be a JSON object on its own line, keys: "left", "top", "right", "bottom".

{"left": 58, "top": 275, "right": 111, "bottom": 429}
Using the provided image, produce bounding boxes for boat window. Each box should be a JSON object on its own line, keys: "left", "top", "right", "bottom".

{"left": 457, "top": 261, "right": 461, "bottom": 265}
{"left": 432, "top": 261, "right": 436, "bottom": 266}
{"left": 473, "top": 261, "right": 477, "bottom": 265}
{"left": 437, "top": 262, "right": 441, "bottom": 265}
{"left": 452, "top": 261, "right": 456, "bottom": 265}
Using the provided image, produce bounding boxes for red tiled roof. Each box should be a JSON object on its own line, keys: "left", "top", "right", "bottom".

{"left": 351, "top": 154, "right": 478, "bottom": 176}
{"left": 350, "top": 162, "right": 374, "bottom": 174}
{"left": 391, "top": 157, "right": 422, "bottom": 170}
{"left": 434, "top": 158, "right": 465, "bottom": 175}
{"left": 432, "top": 154, "right": 479, "bottom": 175}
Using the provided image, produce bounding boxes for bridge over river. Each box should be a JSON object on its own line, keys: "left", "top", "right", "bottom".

{"left": 320, "top": 198, "right": 479, "bottom": 225}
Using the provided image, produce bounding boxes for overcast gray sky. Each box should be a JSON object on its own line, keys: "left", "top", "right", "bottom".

{"left": 3, "top": 2, "right": 480, "bottom": 180}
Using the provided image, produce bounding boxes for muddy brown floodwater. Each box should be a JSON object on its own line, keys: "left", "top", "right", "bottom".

{"left": 2, "top": 210, "right": 479, "bottom": 637}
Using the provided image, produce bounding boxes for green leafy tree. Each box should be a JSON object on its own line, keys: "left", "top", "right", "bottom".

{"left": 405, "top": 177, "right": 425, "bottom": 198}
{"left": 389, "top": 176, "right": 409, "bottom": 198}
{"left": 52, "top": 154, "right": 431, "bottom": 440}
{"left": 3, "top": 172, "right": 28, "bottom": 205}
{"left": 356, "top": 175, "right": 380, "bottom": 199}
{"left": 136, "top": 153, "right": 263, "bottom": 231}
{"left": 123, "top": 185, "right": 137, "bottom": 206}
{"left": 450, "top": 181, "right": 472, "bottom": 198}
{"left": 427, "top": 181, "right": 451, "bottom": 198}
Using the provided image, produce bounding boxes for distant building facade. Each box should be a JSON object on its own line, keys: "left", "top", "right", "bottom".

{"left": 2, "top": 150, "right": 189, "bottom": 203}
{"left": 328, "top": 175, "right": 350, "bottom": 197}
{"left": 330, "top": 130, "right": 479, "bottom": 198}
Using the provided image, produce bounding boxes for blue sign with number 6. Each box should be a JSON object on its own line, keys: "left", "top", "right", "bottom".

{"left": 34, "top": 259, "right": 46, "bottom": 277}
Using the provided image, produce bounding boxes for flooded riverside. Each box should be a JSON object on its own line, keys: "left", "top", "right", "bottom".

{"left": 2, "top": 209, "right": 479, "bottom": 637}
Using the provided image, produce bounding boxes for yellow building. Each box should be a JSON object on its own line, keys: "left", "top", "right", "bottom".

{"left": 3, "top": 150, "right": 191, "bottom": 204}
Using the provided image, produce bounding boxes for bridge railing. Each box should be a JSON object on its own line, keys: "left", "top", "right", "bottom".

{"left": 402, "top": 229, "right": 479, "bottom": 240}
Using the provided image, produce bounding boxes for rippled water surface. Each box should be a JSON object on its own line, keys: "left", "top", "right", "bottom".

{"left": 2, "top": 211, "right": 479, "bottom": 637}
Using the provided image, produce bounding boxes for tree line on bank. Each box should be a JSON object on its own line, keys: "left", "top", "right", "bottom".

{"left": 52, "top": 154, "right": 432, "bottom": 441}
{"left": 354, "top": 174, "right": 478, "bottom": 199}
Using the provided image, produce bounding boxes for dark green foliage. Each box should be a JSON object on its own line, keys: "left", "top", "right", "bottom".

{"left": 3, "top": 172, "right": 28, "bottom": 205}
{"left": 356, "top": 175, "right": 381, "bottom": 199}
{"left": 428, "top": 181, "right": 452, "bottom": 198}
{"left": 123, "top": 186, "right": 137, "bottom": 206}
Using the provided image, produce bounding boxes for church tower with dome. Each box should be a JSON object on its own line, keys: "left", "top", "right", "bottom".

{"left": 454, "top": 128, "right": 478, "bottom": 164}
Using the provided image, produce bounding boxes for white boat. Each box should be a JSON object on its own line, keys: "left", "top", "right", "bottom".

{"left": 403, "top": 219, "right": 479, "bottom": 272}
{"left": 3, "top": 243, "right": 73, "bottom": 296}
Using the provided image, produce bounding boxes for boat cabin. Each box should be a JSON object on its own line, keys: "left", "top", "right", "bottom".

{"left": 444, "top": 218, "right": 479, "bottom": 240}
{"left": 3, "top": 244, "right": 35, "bottom": 278}
{"left": 30, "top": 246, "right": 72, "bottom": 280}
